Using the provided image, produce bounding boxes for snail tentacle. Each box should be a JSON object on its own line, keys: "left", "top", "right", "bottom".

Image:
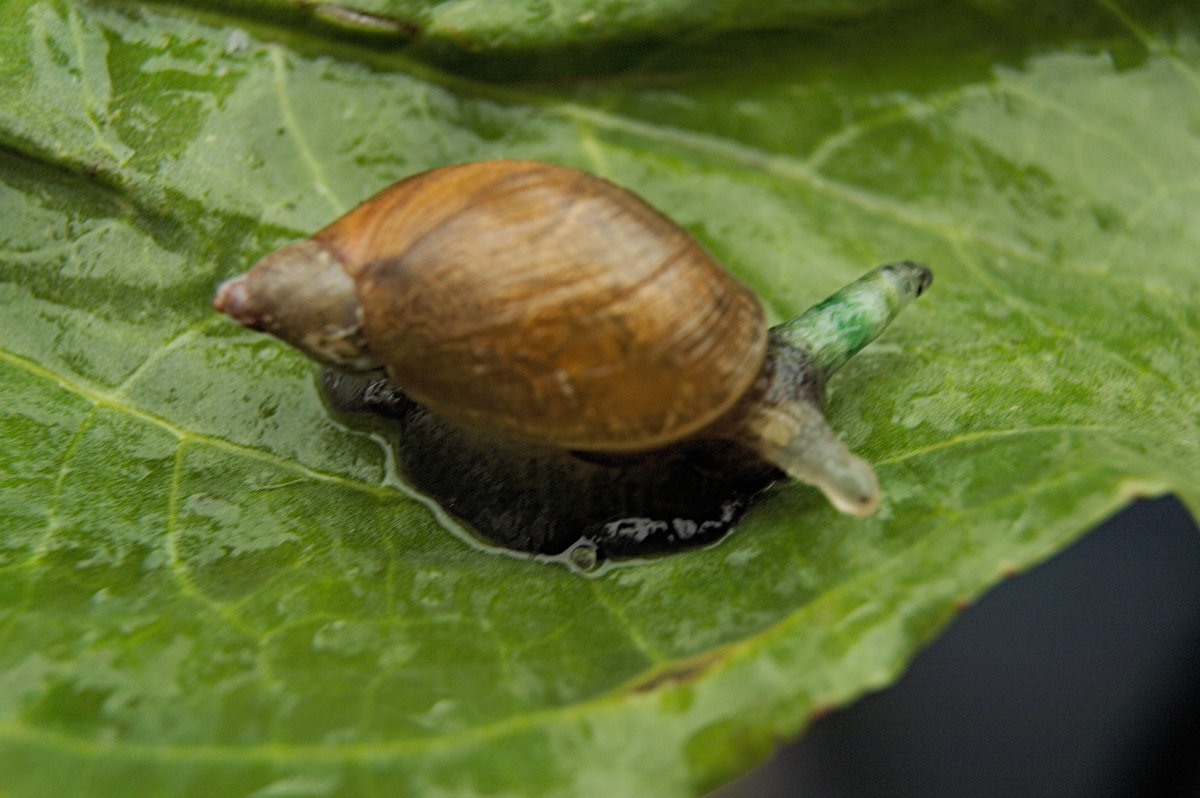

{"left": 773, "top": 261, "right": 932, "bottom": 375}
{"left": 737, "top": 398, "right": 880, "bottom": 516}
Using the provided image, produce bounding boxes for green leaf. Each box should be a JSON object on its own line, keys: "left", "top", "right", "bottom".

{"left": 2, "top": 1, "right": 1198, "bottom": 796}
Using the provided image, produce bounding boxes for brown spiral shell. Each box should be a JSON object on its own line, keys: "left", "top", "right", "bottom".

{"left": 287, "top": 160, "right": 767, "bottom": 451}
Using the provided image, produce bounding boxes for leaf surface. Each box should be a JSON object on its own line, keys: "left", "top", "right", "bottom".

{"left": 1, "top": 1, "right": 1198, "bottom": 796}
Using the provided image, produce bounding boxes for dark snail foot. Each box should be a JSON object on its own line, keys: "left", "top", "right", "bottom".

{"left": 319, "top": 370, "right": 781, "bottom": 566}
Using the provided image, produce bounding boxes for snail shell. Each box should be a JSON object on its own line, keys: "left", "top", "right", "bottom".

{"left": 218, "top": 160, "right": 765, "bottom": 451}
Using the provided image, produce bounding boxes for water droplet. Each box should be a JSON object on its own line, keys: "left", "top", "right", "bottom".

{"left": 565, "top": 540, "right": 600, "bottom": 573}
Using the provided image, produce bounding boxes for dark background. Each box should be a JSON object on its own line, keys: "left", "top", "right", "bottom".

{"left": 716, "top": 496, "right": 1200, "bottom": 798}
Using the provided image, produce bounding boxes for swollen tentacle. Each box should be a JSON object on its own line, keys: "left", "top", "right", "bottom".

{"left": 773, "top": 261, "right": 932, "bottom": 375}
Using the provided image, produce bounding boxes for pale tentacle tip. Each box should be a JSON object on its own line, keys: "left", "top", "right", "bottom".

{"left": 881, "top": 260, "right": 934, "bottom": 298}
{"left": 816, "top": 454, "right": 881, "bottom": 517}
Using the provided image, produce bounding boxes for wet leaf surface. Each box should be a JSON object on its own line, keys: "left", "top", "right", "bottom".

{"left": 1, "top": 1, "right": 1197, "bottom": 795}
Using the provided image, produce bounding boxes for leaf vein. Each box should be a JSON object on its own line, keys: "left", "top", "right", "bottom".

{"left": 877, "top": 423, "right": 1119, "bottom": 466}
{"left": 586, "top": 579, "right": 665, "bottom": 665}
{"left": 112, "top": 316, "right": 225, "bottom": 397}
{"left": 0, "top": 408, "right": 98, "bottom": 651}
{"left": 164, "top": 440, "right": 259, "bottom": 637}
{"left": 0, "top": 347, "right": 398, "bottom": 499}
{"left": 269, "top": 46, "right": 345, "bottom": 215}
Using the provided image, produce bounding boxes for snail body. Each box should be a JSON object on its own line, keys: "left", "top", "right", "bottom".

{"left": 216, "top": 160, "right": 931, "bottom": 517}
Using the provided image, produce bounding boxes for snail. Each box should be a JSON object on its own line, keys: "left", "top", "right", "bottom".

{"left": 215, "top": 159, "right": 930, "bottom": 518}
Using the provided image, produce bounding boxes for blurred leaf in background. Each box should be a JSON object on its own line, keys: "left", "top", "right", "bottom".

{"left": 0, "top": 1, "right": 1197, "bottom": 796}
